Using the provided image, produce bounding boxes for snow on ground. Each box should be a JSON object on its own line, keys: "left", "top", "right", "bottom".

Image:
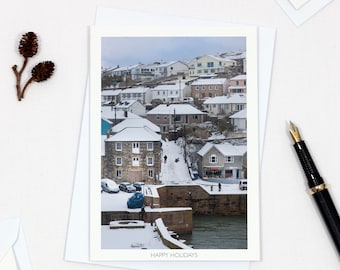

{"left": 101, "top": 223, "right": 169, "bottom": 249}
{"left": 160, "top": 139, "right": 193, "bottom": 185}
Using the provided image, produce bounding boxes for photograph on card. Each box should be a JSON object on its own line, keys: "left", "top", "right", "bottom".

{"left": 89, "top": 26, "right": 260, "bottom": 261}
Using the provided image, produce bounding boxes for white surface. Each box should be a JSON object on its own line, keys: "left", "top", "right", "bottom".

{"left": 1, "top": 1, "right": 339, "bottom": 270}
{"left": 0, "top": 219, "right": 31, "bottom": 270}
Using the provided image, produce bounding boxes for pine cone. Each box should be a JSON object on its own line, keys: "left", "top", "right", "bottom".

{"left": 18, "top": 32, "right": 38, "bottom": 58}
{"left": 31, "top": 61, "right": 55, "bottom": 82}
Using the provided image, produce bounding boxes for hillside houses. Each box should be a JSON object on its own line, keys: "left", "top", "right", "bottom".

{"left": 101, "top": 50, "right": 248, "bottom": 184}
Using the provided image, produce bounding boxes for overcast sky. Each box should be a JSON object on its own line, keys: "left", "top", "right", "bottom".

{"left": 101, "top": 36, "right": 246, "bottom": 69}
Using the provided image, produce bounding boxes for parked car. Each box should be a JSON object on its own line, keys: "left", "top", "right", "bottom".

{"left": 101, "top": 179, "right": 120, "bottom": 193}
{"left": 239, "top": 180, "right": 247, "bottom": 190}
{"left": 133, "top": 182, "right": 145, "bottom": 191}
{"left": 119, "top": 182, "right": 136, "bottom": 193}
{"left": 127, "top": 192, "right": 145, "bottom": 209}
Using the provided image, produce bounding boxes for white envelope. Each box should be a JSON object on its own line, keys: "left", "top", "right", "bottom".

{"left": 0, "top": 218, "right": 32, "bottom": 270}
{"left": 276, "top": 0, "right": 334, "bottom": 26}
{"left": 65, "top": 7, "right": 276, "bottom": 270}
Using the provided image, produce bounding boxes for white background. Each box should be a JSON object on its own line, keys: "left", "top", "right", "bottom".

{"left": 0, "top": 1, "right": 339, "bottom": 270}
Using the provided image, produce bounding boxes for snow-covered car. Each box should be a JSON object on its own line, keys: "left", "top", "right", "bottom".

{"left": 239, "top": 180, "right": 247, "bottom": 190}
{"left": 101, "top": 178, "right": 120, "bottom": 193}
{"left": 119, "top": 182, "right": 136, "bottom": 193}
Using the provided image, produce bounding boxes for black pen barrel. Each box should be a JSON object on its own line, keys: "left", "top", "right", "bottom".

{"left": 312, "top": 189, "right": 340, "bottom": 255}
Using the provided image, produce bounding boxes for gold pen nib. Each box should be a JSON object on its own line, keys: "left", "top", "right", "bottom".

{"left": 289, "top": 121, "right": 301, "bottom": 143}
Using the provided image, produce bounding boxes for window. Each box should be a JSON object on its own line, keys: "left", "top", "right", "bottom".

{"left": 116, "top": 157, "right": 122, "bottom": 166}
{"left": 148, "top": 169, "right": 153, "bottom": 178}
{"left": 116, "top": 170, "right": 122, "bottom": 178}
{"left": 195, "top": 86, "right": 200, "bottom": 90}
{"left": 207, "top": 62, "right": 214, "bottom": 67}
{"left": 147, "top": 157, "right": 154, "bottom": 166}
{"left": 132, "top": 142, "right": 140, "bottom": 153}
{"left": 132, "top": 157, "right": 139, "bottom": 166}
{"left": 197, "top": 62, "right": 202, "bottom": 67}
{"left": 115, "top": 142, "right": 122, "bottom": 151}
{"left": 226, "top": 156, "right": 234, "bottom": 163}
{"left": 147, "top": 142, "right": 154, "bottom": 151}
{"left": 210, "top": 154, "right": 218, "bottom": 163}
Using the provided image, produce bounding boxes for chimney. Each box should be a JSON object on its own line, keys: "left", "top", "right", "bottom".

{"left": 106, "top": 131, "right": 110, "bottom": 139}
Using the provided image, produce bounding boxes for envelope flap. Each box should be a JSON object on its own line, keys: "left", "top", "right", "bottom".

{"left": 0, "top": 219, "right": 20, "bottom": 261}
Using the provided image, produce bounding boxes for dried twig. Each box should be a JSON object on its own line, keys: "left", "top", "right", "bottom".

{"left": 12, "top": 32, "right": 55, "bottom": 101}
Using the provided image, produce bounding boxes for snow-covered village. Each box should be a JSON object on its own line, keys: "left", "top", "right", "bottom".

{"left": 100, "top": 38, "right": 248, "bottom": 250}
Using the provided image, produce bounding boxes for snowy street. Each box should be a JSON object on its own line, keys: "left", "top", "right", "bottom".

{"left": 160, "top": 139, "right": 193, "bottom": 185}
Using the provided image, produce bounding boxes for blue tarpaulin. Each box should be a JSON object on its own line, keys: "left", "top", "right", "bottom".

{"left": 127, "top": 192, "right": 144, "bottom": 209}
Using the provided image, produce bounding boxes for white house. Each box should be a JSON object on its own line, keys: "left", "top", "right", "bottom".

{"left": 120, "top": 87, "right": 152, "bottom": 105}
{"left": 188, "top": 55, "right": 236, "bottom": 77}
{"left": 203, "top": 94, "right": 247, "bottom": 116}
{"left": 151, "top": 80, "right": 191, "bottom": 103}
{"left": 101, "top": 89, "right": 122, "bottom": 105}
{"left": 153, "top": 61, "right": 188, "bottom": 78}
{"left": 197, "top": 142, "right": 247, "bottom": 179}
{"left": 101, "top": 106, "right": 142, "bottom": 123}
{"left": 113, "top": 100, "right": 146, "bottom": 116}
{"left": 230, "top": 109, "right": 247, "bottom": 131}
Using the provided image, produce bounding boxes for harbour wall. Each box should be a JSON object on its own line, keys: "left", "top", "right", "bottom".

{"left": 157, "top": 185, "right": 247, "bottom": 215}
{"left": 102, "top": 208, "right": 192, "bottom": 234}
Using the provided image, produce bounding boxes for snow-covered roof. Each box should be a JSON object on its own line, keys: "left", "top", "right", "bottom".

{"left": 147, "top": 104, "right": 205, "bottom": 115}
{"left": 111, "top": 64, "right": 142, "bottom": 72}
{"left": 191, "top": 78, "right": 227, "bottom": 86}
{"left": 230, "top": 109, "right": 247, "bottom": 119}
{"left": 197, "top": 142, "right": 247, "bottom": 157}
{"left": 152, "top": 83, "right": 186, "bottom": 91}
{"left": 111, "top": 118, "right": 160, "bottom": 133}
{"left": 101, "top": 107, "right": 142, "bottom": 120}
{"left": 101, "top": 89, "right": 122, "bottom": 96}
{"left": 121, "top": 87, "right": 150, "bottom": 94}
{"left": 114, "top": 100, "right": 140, "bottom": 109}
{"left": 106, "top": 126, "right": 161, "bottom": 142}
{"left": 206, "top": 54, "right": 235, "bottom": 62}
{"left": 203, "top": 94, "right": 246, "bottom": 105}
{"left": 230, "top": 74, "right": 247, "bottom": 81}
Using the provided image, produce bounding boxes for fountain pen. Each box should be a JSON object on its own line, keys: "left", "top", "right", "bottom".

{"left": 289, "top": 122, "right": 340, "bottom": 256}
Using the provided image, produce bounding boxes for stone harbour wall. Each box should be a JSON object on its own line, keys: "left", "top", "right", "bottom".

{"left": 157, "top": 185, "right": 247, "bottom": 215}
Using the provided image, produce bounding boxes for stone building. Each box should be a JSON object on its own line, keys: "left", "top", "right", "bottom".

{"left": 102, "top": 126, "right": 162, "bottom": 184}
